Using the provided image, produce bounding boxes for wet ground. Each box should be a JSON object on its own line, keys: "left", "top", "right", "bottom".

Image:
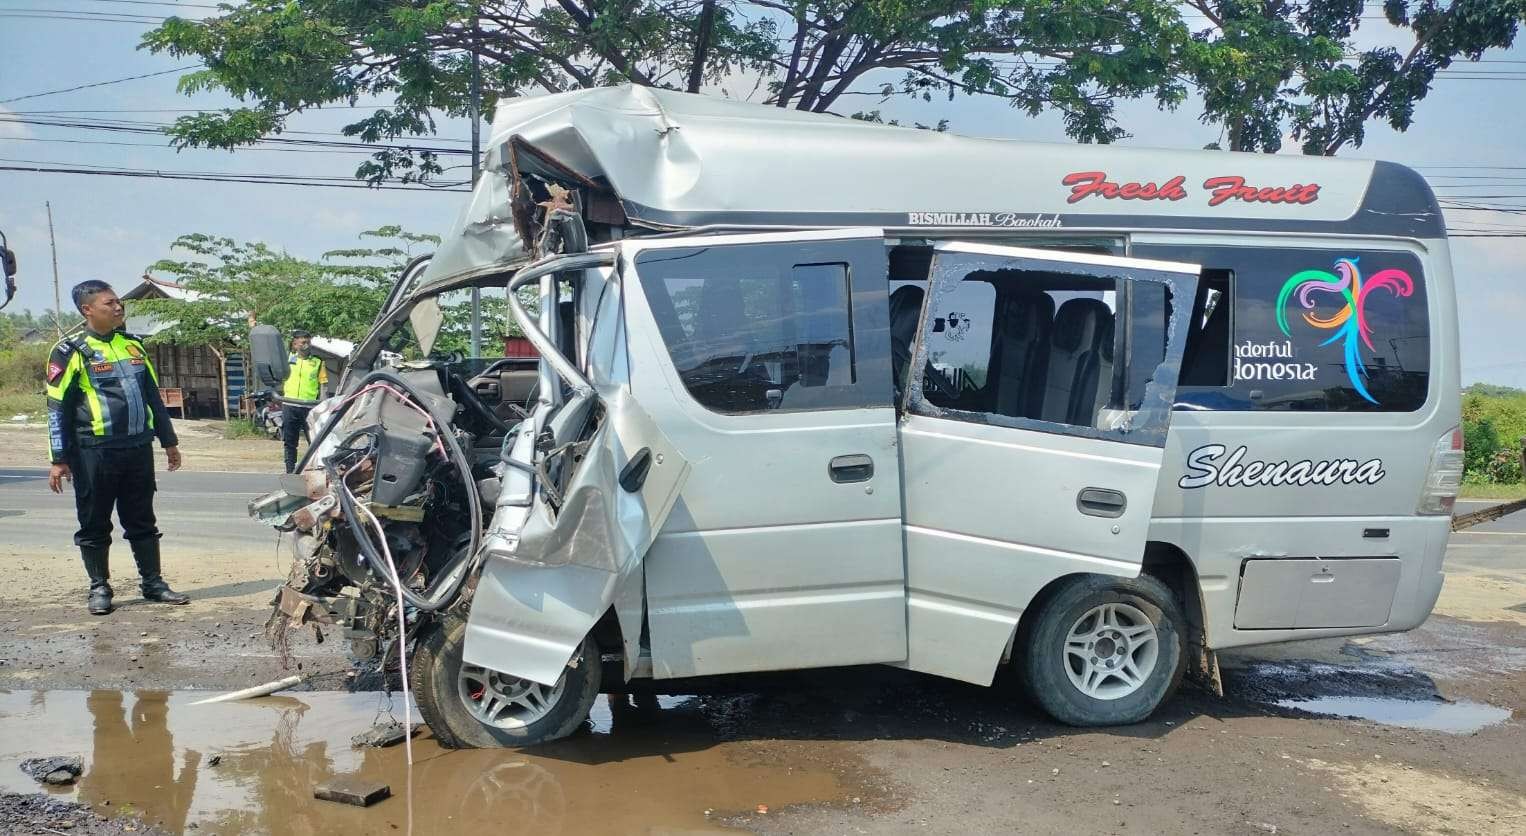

{"left": 1, "top": 469, "right": 1523, "bottom": 834}
{"left": 0, "top": 690, "right": 872, "bottom": 835}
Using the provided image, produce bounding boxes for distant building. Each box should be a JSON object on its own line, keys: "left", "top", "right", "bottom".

{"left": 119, "top": 275, "right": 353, "bottom": 419}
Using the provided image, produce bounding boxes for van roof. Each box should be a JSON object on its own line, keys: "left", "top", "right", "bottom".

{"left": 422, "top": 85, "right": 1442, "bottom": 286}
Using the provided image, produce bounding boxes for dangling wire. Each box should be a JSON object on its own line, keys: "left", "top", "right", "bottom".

{"left": 346, "top": 481, "right": 415, "bottom": 766}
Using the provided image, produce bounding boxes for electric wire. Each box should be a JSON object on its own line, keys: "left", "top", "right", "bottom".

{"left": 0, "top": 65, "right": 201, "bottom": 104}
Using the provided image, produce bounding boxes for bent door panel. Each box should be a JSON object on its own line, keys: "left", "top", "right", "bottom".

{"left": 463, "top": 382, "right": 690, "bottom": 687}
{"left": 624, "top": 229, "right": 908, "bottom": 678}
{"left": 897, "top": 242, "right": 1199, "bottom": 685}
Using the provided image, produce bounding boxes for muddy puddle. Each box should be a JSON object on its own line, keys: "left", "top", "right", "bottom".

{"left": 1275, "top": 696, "right": 1512, "bottom": 734}
{"left": 0, "top": 690, "right": 864, "bottom": 834}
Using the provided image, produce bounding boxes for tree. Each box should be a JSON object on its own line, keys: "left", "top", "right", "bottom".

{"left": 142, "top": 1, "right": 1192, "bottom": 182}
{"left": 131, "top": 226, "right": 440, "bottom": 354}
{"left": 1181, "top": 1, "right": 1526, "bottom": 154}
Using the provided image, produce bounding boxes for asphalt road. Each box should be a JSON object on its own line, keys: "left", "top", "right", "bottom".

{"left": 0, "top": 467, "right": 279, "bottom": 552}
{"left": 1448, "top": 498, "right": 1526, "bottom": 572}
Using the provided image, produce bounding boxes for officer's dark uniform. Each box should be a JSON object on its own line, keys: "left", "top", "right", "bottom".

{"left": 47, "top": 329, "right": 188, "bottom": 613}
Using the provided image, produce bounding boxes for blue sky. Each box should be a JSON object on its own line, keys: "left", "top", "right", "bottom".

{"left": 2, "top": 2, "right": 1524, "bottom": 386}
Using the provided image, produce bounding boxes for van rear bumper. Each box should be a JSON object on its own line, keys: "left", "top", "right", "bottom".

{"left": 1147, "top": 515, "right": 1451, "bottom": 651}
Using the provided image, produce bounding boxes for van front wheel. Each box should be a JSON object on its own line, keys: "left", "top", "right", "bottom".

{"left": 411, "top": 615, "right": 601, "bottom": 748}
{"left": 1020, "top": 575, "right": 1185, "bottom": 726}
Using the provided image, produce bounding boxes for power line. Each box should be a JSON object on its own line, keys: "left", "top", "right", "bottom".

{"left": 0, "top": 12, "right": 166, "bottom": 24}
{"left": 1, "top": 113, "right": 476, "bottom": 145}
{"left": 54, "top": 1, "right": 219, "bottom": 7}
{"left": 0, "top": 162, "right": 470, "bottom": 191}
{"left": 0, "top": 135, "right": 390, "bottom": 155}
{"left": 0, "top": 115, "right": 475, "bottom": 154}
{"left": 0, "top": 65, "right": 200, "bottom": 105}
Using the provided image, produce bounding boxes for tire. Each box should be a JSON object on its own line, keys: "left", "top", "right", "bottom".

{"left": 1020, "top": 574, "right": 1185, "bottom": 727}
{"left": 411, "top": 615, "right": 601, "bottom": 748}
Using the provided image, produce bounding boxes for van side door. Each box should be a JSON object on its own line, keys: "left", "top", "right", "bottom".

{"left": 623, "top": 229, "right": 907, "bottom": 678}
{"left": 895, "top": 241, "right": 1199, "bottom": 685}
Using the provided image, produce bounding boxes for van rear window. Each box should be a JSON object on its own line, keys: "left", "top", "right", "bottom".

{"left": 1133, "top": 245, "right": 1429, "bottom": 412}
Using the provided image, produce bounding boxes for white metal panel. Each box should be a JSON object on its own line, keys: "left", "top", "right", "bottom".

{"left": 1235, "top": 558, "right": 1401, "bottom": 629}
{"left": 895, "top": 242, "right": 1191, "bottom": 685}
{"left": 898, "top": 415, "right": 1160, "bottom": 684}
{"left": 622, "top": 229, "right": 910, "bottom": 678}
{"left": 464, "top": 388, "right": 690, "bottom": 685}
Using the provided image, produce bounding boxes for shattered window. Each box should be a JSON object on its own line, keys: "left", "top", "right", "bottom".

{"left": 918, "top": 269, "right": 1122, "bottom": 429}
{"left": 641, "top": 256, "right": 856, "bottom": 414}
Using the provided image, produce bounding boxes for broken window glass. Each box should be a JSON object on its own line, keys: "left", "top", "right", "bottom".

{"left": 905, "top": 249, "right": 1192, "bottom": 448}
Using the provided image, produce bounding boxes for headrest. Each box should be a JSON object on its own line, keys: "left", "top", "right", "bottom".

{"left": 889, "top": 285, "right": 925, "bottom": 338}
{"left": 996, "top": 289, "right": 1055, "bottom": 341}
{"left": 1052, "top": 298, "right": 1112, "bottom": 352}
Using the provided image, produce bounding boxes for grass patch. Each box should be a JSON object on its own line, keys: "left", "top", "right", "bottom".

{"left": 223, "top": 417, "right": 263, "bottom": 440}
{"left": 1459, "top": 481, "right": 1526, "bottom": 501}
{"left": 0, "top": 389, "right": 44, "bottom": 421}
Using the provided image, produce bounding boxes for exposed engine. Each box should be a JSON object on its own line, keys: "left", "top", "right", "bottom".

{"left": 250, "top": 363, "right": 516, "bottom": 682}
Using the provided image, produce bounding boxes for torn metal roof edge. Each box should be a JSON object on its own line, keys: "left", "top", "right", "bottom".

{"left": 420, "top": 85, "right": 1445, "bottom": 288}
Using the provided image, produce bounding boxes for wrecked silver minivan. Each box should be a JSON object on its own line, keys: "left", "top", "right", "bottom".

{"left": 251, "top": 86, "right": 1461, "bottom": 747}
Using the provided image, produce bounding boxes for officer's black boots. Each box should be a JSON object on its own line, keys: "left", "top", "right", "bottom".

{"left": 81, "top": 547, "right": 113, "bottom": 616}
{"left": 130, "top": 540, "right": 190, "bottom": 605}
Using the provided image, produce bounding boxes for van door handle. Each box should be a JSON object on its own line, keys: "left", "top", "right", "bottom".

{"left": 1077, "top": 488, "right": 1127, "bottom": 518}
{"left": 829, "top": 454, "right": 874, "bottom": 484}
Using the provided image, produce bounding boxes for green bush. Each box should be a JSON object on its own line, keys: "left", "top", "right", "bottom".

{"left": 0, "top": 342, "right": 50, "bottom": 392}
{"left": 0, "top": 344, "right": 50, "bottom": 421}
{"left": 1462, "top": 390, "right": 1526, "bottom": 484}
{"left": 1464, "top": 416, "right": 1501, "bottom": 479}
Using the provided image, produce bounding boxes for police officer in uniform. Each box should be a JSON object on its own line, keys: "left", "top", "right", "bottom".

{"left": 282, "top": 330, "right": 327, "bottom": 474}
{"left": 47, "top": 280, "right": 189, "bottom": 615}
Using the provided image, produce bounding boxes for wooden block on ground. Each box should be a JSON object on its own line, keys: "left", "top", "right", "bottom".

{"left": 314, "top": 777, "right": 391, "bottom": 807}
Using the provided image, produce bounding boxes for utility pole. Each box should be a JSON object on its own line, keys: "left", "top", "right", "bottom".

{"left": 46, "top": 201, "right": 62, "bottom": 334}
{"left": 468, "top": 19, "right": 483, "bottom": 360}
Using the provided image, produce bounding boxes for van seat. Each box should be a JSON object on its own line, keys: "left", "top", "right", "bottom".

{"left": 1040, "top": 298, "right": 1112, "bottom": 425}
{"left": 989, "top": 289, "right": 1054, "bottom": 418}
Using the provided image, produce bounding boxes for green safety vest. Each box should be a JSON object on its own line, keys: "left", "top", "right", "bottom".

{"left": 46, "top": 330, "right": 177, "bottom": 462}
{"left": 284, "top": 354, "right": 325, "bottom": 400}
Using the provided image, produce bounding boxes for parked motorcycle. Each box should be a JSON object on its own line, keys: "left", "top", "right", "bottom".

{"left": 250, "top": 390, "right": 283, "bottom": 440}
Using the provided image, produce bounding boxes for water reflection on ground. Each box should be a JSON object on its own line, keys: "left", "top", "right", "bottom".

{"left": 0, "top": 690, "right": 853, "bottom": 835}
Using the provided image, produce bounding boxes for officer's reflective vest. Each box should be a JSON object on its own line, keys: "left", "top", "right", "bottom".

{"left": 46, "top": 330, "right": 177, "bottom": 462}
{"left": 284, "top": 354, "right": 324, "bottom": 401}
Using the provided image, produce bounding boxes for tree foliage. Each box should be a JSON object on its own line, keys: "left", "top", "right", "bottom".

{"left": 142, "top": 1, "right": 1524, "bottom": 165}
{"left": 1183, "top": 0, "right": 1526, "bottom": 153}
{"left": 131, "top": 226, "right": 440, "bottom": 351}
{"left": 141, "top": 0, "right": 1191, "bottom": 182}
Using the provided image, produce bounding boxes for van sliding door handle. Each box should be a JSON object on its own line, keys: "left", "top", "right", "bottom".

{"left": 1077, "top": 488, "right": 1127, "bottom": 518}
{"left": 828, "top": 454, "right": 875, "bottom": 483}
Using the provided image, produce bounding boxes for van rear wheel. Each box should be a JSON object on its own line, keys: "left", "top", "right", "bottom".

{"left": 412, "top": 615, "right": 601, "bottom": 748}
{"left": 1020, "top": 575, "right": 1185, "bottom": 726}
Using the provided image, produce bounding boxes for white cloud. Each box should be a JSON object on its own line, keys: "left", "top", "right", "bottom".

{"left": 312, "top": 207, "right": 365, "bottom": 234}
{"left": 0, "top": 106, "right": 33, "bottom": 139}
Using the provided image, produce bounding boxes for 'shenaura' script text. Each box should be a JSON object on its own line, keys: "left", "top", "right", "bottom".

{"left": 1178, "top": 444, "right": 1385, "bottom": 489}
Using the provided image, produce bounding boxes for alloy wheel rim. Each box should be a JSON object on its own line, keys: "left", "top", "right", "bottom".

{"left": 457, "top": 664, "right": 568, "bottom": 729}
{"left": 1063, "top": 602, "right": 1160, "bottom": 701}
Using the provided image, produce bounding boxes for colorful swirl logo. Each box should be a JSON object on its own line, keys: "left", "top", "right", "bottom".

{"left": 1275, "top": 258, "right": 1414, "bottom": 405}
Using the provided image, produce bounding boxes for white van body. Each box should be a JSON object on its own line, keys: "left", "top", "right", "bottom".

{"left": 450, "top": 86, "right": 1458, "bottom": 687}
{"left": 258, "top": 86, "right": 1460, "bottom": 742}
